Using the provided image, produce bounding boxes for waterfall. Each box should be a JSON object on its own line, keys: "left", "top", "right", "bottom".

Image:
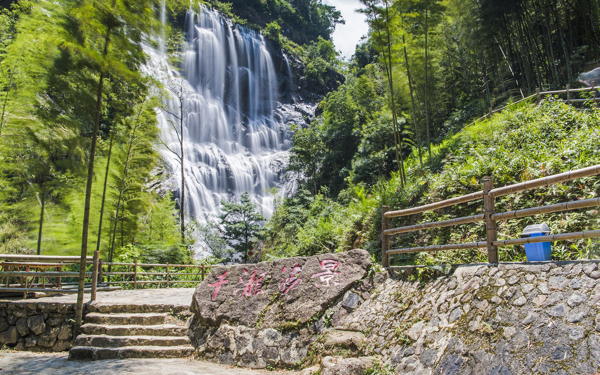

{"left": 149, "top": 6, "right": 293, "bottom": 223}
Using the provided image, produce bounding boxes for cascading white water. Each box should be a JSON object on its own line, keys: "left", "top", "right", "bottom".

{"left": 151, "top": 6, "right": 293, "bottom": 223}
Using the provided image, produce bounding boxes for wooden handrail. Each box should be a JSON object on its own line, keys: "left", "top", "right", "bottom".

{"left": 383, "top": 163, "right": 600, "bottom": 266}
{"left": 0, "top": 255, "right": 93, "bottom": 262}
{"left": 101, "top": 262, "right": 216, "bottom": 268}
{"left": 387, "top": 242, "right": 487, "bottom": 255}
{"left": 493, "top": 198, "right": 600, "bottom": 221}
{"left": 384, "top": 191, "right": 483, "bottom": 219}
{"left": 493, "top": 230, "right": 600, "bottom": 247}
{"left": 489, "top": 164, "right": 600, "bottom": 198}
{"left": 384, "top": 214, "right": 484, "bottom": 236}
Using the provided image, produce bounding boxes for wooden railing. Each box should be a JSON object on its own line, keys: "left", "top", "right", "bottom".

{"left": 0, "top": 254, "right": 219, "bottom": 298}
{"left": 381, "top": 164, "right": 600, "bottom": 266}
{"left": 99, "top": 260, "right": 217, "bottom": 288}
{"left": 0, "top": 254, "right": 110, "bottom": 300}
{"left": 473, "top": 85, "right": 600, "bottom": 125}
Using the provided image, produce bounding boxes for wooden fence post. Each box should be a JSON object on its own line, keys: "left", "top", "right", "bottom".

{"left": 166, "top": 262, "right": 169, "bottom": 288}
{"left": 382, "top": 205, "right": 390, "bottom": 268}
{"left": 201, "top": 265, "right": 205, "bottom": 281}
{"left": 98, "top": 259, "right": 103, "bottom": 286}
{"left": 567, "top": 84, "right": 571, "bottom": 104}
{"left": 133, "top": 258, "right": 138, "bottom": 290}
{"left": 91, "top": 250, "right": 99, "bottom": 301}
{"left": 483, "top": 177, "right": 499, "bottom": 263}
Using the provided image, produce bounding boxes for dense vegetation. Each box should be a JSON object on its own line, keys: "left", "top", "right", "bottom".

{"left": 1, "top": 0, "right": 599, "bottom": 268}
{"left": 263, "top": 100, "right": 600, "bottom": 265}
{"left": 261, "top": 0, "right": 600, "bottom": 264}
{"left": 0, "top": 0, "right": 345, "bottom": 266}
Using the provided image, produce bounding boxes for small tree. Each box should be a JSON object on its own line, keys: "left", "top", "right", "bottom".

{"left": 160, "top": 78, "right": 191, "bottom": 243}
{"left": 219, "top": 192, "right": 266, "bottom": 264}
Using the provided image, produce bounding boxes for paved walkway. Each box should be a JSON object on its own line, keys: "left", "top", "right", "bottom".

{"left": 0, "top": 352, "right": 297, "bottom": 375}
{"left": 6, "top": 288, "right": 196, "bottom": 306}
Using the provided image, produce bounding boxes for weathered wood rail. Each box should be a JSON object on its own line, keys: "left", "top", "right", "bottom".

{"left": 381, "top": 164, "right": 600, "bottom": 266}
{"left": 99, "top": 260, "right": 217, "bottom": 289}
{"left": 0, "top": 253, "right": 218, "bottom": 298}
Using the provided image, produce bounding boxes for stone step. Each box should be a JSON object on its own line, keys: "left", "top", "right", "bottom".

{"left": 74, "top": 334, "right": 190, "bottom": 348}
{"left": 68, "top": 345, "right": 195, "bottom": 361}
{"left": 81, "top": 324, "right": 187, "bottom": 337}
{"left": 87, "top": 303, "right": 190, "bottom": 315}
{"left": 84, "top": 313, "right": 169, "bottom": 326}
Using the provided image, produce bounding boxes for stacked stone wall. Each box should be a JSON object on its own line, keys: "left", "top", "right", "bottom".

{"left": 0, "top": 301, "right": 86, "bottom": 352}
{"left": 331, "top": 261, "right": 600, "bottom": 374}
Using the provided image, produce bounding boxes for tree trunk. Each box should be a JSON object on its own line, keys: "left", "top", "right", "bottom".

{"left": 424, "top": 2, "right": 431, "bottom": 159}
{"left": 180, "top": 99, "right": 185, "bottom": 243}
{"left": 403, "top": 35, "right": 422, "bottom": 168}
{"left": 36, "top": 180, "right": 45, "bottom": 256}
{"left": 96, "top": 130, "right": 115, "bottom": 256}
{"left": 0, "top": 67, "right": 15, "bottom": 137}
{"left": 76, "top": 19, "right": 113, "bottom": 328}
{"left": 109, "top": 124, "right": 139, "bottom": 267}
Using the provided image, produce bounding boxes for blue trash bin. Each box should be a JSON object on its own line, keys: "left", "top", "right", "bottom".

{"left": 521, "top": 223, "right": 552, "bottom": 262}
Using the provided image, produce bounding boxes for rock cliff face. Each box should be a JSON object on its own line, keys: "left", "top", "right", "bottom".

{"left": 187, "top": 249, "right": 372, "bottom": 368}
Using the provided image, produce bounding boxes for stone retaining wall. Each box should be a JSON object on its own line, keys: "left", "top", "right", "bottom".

{"left": 0, "top": 301, "right": 85, "bottom": 352}
{"left": 331, "top": 261, "right": 600, "bottom": 374}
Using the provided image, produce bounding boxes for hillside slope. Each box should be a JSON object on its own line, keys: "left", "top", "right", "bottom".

{"left": 261, "top": 99, "right": 600, "bottom": 265}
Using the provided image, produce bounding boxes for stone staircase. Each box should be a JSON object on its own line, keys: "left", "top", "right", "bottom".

{"left": 69, "top": 304, "right": 194, "bottom": 361}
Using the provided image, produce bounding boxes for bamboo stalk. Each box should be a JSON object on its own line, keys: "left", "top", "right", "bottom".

{"left": 493, "top": 197, "right": 600, "bottom": 221}
{"left": 384, "top": 214, "right": 484, "bottom": 236}
{"left": 489, "top": 165, "right": 600, "bottom": 198}
{"left": 387, "top": 241, "right": 487, "bottom": 255}
{"left": 493, "top": 230, "right": 600, "bottom": 247}
{"left": 385, "top": 191, "right": 484, "bottom": 218}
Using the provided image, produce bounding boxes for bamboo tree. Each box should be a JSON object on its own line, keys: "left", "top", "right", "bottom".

{"left": 95, "top": 128, "right": 115, "bottom": 255}
{"left": 423, "top": 0, "right": 431, "bottom": 159}
{"left": 65, "top": 0, "right": 156, "bottom": 328}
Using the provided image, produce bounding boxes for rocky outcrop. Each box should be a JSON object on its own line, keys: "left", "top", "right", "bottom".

{"left": 330, "top": 261, "right": 600, "bottom": 374}
{"left": 188, "top": 249, "right": 372, "bottom": 368}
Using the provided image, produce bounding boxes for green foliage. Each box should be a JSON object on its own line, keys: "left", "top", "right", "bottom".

{"left": 265, "top": 101, "right": 600, "bottom": 264}
{"left": 303, "top": 37, "right": 339, "bottom": 88}
{"left": 264, "top": 21, "right": 282, "bottom": 46}
{"left": 219, "top": 192, "right": 266, "bottom": 263}
{"left": 203, "top": 0, "right": 343, "bottom": 45}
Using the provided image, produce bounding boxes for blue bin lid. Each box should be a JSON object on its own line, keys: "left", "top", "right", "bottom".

{"left": 521, "top": 223, "right": 550, "bottom": 238}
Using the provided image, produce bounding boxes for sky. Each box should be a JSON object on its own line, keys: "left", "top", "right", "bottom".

{"left": 322, "top": 0, "right": 369, "bottom": 61}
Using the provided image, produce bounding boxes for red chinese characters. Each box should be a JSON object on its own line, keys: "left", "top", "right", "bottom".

{"left": 208, "top": 271, "right": 229, "bottom": 301}
{"left": 311, "top": 260, "right": 341, "bottom": 287}
{"left": 234, "top": 269, "right": 267, "bottom": 296}
{"left": 279, "top": 263, "right": 303, "bottom": 294}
